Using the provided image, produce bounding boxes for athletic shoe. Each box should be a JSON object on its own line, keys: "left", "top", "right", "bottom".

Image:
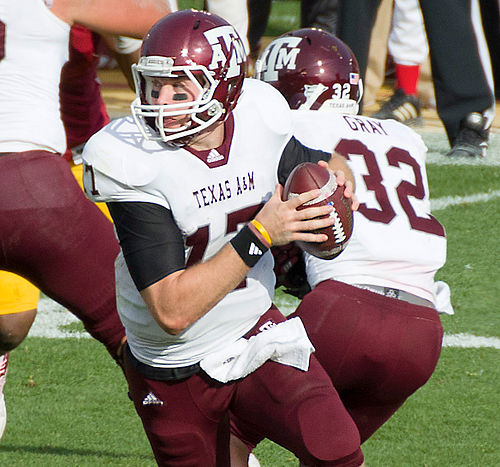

{"left": 446, "top": 112, "right": 489, "bottom": 158}
{"left": 371, "top": 88, "right": 423, "bottom": 126}
{"left": 0, "top": 353, "right": 9, "bottom": 440}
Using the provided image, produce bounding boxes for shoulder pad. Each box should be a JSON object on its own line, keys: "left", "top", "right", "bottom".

{"left": 82, "top": 117, "right": 165, "bottom": 187}
{"left": 240, "top": 79, "right": 293, "bottom": 136}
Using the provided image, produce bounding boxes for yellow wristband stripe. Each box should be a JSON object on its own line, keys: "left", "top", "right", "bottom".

{"left": 250, "top": 219, "right": 272, "bottom": 246}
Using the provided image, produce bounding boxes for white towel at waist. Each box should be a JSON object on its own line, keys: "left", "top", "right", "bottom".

{"left": 200, "top": 317, "right": 315, "bottom": 383}
{"left": 434, "top": 281, "right": 454, "bottom": 315}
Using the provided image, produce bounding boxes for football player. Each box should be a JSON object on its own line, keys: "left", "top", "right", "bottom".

{"left": 0, "top": 0, "right": 172, "bottom": 440}
{"left": 82, "top": 10, "right": 366, "bottom": 467}
{"left": 230, "top": 28, "right": 449, "bottom": 466}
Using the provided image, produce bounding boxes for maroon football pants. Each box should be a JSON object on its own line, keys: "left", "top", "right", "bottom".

{"left": 0, "top": 150, "right": 125, "bottom": 358}
{"left": 231, "top": 279, "right": 443, "bottom": 448}
{"left": 293, "top": 279, "right": 443, "bottom": 442}
{"left": 124, "top": 307, "right": 364, "bottom": 466}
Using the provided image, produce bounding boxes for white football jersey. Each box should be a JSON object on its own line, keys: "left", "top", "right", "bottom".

{"left": 292, "top": 111, "right": 446, "bottom": 303}
{"left": 0, "top": 0, "right": 69, "bottom": 153}
{"left": 83, "top": 79, "right": 293, "bottom": 367}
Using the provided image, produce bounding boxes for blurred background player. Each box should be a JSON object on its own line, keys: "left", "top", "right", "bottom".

{"left": 0, "top": 22, "right": 118, "bottom": 442}
{"left": 0, "top": 0, "right": 171, "bottom": 440}
{"left": 336, "top": 0, "right": 496, "bottom": 158}
{"left": 247, "top": 0, "right": 272, "bottom": 65}
{"left": 370, "top": 0, "right": 427, "bottom": 126}
{"left": 230, "top": 28, "right": 449, "bottom": 465}
{"left": 0, "top": 23, "right": 140, "bottom": 440}
{"left": 301, "top": 0, "right": 339, "bottom": 33}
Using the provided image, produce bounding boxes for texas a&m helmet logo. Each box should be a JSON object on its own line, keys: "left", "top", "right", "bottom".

{"left": 255, "top": 36, "right": 302, "bottom": 82}
{"left": 204, "top": 25, "right": 246, "bottom": 80}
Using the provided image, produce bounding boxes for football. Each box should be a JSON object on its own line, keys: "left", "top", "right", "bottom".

{"left": 283, "top": 162, "right": 353, "bottom": 260}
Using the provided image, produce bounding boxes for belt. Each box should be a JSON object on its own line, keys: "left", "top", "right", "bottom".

{"left": 126, "top": 345, "right": 201, "bottom": 381}
{"left": 352, "top": 284, "right": 435, "bottom": 309}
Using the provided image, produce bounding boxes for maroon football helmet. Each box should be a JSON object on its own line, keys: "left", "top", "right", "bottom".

{"left": 255, "top": 28, "right": 362, "bottom": 114}
{"left": 131, "top": 10, "right": 247, "bottom": 145}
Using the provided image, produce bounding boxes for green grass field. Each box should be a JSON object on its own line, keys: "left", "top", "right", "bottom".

{"left": 1, "top": 2, "right": 499, "bottom": 465}
{"left": 178, "top": 0, "right": 301, "bottom": 35}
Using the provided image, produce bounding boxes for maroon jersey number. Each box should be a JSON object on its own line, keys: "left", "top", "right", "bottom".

{"left": 83, "top": 163, "right": 101, "bottom": 197}
{"left": 335, "top": 138, "right": 445, "bottom": 237}
{"left": 186, "top": 203, "right": 264, "bottom": 289}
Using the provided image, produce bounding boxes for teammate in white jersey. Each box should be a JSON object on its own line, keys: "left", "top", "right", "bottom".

{"left": 82, "top": 10, "right": 365, "bottom": 467}
{"left": 230, "top": 28, "right": 447, "bottom": 465}
{"left": 0, "top": 0, "right": 171, "bottom": 440}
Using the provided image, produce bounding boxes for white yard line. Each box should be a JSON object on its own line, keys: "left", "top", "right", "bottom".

{"left": 29, "top": 297, "right": 500, "bottom": 348}
{"left": 442, "top": 333, "right": 500, "bottom": 349}
{"left": 431, "top": 190, "right": 500, "bottom": 211}
{"left": 28, "top": 298, "right": 89, "bottom": 339}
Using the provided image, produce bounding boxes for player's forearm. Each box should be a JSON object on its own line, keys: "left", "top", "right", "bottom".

{"left": 140, "top": 243, "right": 251, "bottom": 335}
{"left": 140, "top": 187, "right": 336, "bottom": 335}
{"left": 52, "top": 0, "right": 171, "bottom": 38}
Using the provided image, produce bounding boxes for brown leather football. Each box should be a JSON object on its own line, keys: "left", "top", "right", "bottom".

{"left": 283, "top": 162, "right": 353, "bottom": 259}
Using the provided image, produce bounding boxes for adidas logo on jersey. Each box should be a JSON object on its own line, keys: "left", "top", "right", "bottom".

{"left": 142, "top": 391, "right": 164, "bottom": 406}
{"left": 206, "top": 149, "right": 224, "bottom": 163}
{"left": 248, "top": 242, "right": 262, "bottom": 256}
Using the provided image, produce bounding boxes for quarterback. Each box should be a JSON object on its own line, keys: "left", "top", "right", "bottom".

{"left": 83, "top": 10, "right": 365, "bottom": 467}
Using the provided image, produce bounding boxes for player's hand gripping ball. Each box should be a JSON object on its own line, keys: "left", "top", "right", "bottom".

{"left": 283, "top": 162, "right": 353, "bottom": 259}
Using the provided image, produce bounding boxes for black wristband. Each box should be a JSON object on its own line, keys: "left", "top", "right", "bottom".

{"left": 230, "top": 225, "right": 269, "bottom": 267}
